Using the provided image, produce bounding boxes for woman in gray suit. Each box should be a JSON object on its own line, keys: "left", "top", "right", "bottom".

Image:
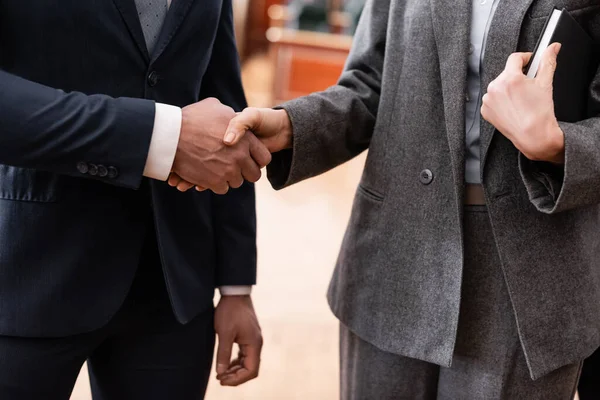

{"left": 183, "top": 0, "right": 600, "bottom": 398}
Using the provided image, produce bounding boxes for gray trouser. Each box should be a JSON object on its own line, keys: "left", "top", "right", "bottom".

{"left": 340, "top": 206, "right": 582, "bottom": 400}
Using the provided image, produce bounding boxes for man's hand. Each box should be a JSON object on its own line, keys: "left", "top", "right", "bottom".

{"left": 171, "top": 98, "right": 272, "bottom": 194}
{"left": 481, "top": 43, "right": 565, "bottom": 164}
{"left": 223, "top": 108, "right": 294, "bottom": 153}
{"left": 214, "top": 295, "right": 263, "bottom": 387}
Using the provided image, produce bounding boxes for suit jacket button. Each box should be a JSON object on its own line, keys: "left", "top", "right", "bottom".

{"left": 77, "top": 162, "right": 89, "bottom": 174}
{"left": 420, "top": 169, "right": 433, "bottom": 185}
{"left": 97, "top": 165, "right": 108, "bottom": 177}
{"left": 107, "top": 167, "right": 119, "bottom": 179}
{"left": 88, "top": 164, "right": 99, "bottom": 176}
{"left": 147, "top": 71, "right": 159, "bottom": 87}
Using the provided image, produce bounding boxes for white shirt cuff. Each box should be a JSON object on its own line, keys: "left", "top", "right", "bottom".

{"left": 143, "top": 103, "right": 182, "bottom": 181}
{"left": 219, "top": 286, "right": 253, "bottom": 296}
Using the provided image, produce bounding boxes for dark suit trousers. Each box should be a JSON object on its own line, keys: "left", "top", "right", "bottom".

{"left": 0, "top": 222, "right": 215, "bottom": 400}
{"left": 579, "top": 348, "right": 600, "bottom": 399}
{"left": 340, "top": 206, "right": 582, "bottom": 399}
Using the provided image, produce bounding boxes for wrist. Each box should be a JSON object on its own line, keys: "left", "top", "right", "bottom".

{"left": 275, "top": 109, "right": 293, "bottom": 150}
{"left": 545, "top": 123, "right": 565, "bottom": 164}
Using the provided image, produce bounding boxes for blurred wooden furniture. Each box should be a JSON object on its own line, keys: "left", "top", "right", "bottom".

{"left": 267, "top": 4, "right": 353, "bottom": 103}
{"left": 242, "top": 0, "right": 286, "bottom": 60}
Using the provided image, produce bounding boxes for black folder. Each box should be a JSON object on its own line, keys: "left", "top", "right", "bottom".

{"left": 525, "top": 8, "right": 600, "bottom": 122}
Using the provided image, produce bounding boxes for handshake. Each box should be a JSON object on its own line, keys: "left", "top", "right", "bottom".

{"left": 168, "top": 98, "right": 293, "bottom": 194}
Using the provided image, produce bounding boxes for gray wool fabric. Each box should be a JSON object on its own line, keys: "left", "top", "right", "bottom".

{"left": 340, "top": 208, "right": 581, "bottom": 399}
{"left": 267, "top": 0, "right": 600, "bottom": 381}
{"left": 134, "top": 0, "right": 168, "bottom": 54}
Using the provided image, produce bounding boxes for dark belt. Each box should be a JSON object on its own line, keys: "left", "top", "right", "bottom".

{"left": 464, "top": 184, "right": 486, "bottom": 206}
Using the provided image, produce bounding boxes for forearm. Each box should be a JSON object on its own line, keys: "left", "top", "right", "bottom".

{"left": 0, "top": 69, "right": 156, "bottom": 188}
{"left": 267, "top": 0, "right": 387, "bottom": 189}
{"left": 268, "top": 83, "right": 377, "bottom": 189}
{"left": 520, "top": 118, "right": 600, "bottom": 213}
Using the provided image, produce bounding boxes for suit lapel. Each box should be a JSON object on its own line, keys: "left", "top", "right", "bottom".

{"left": 479, "top": 0, "right": 536, "bottom": 178}
{"left": 151, "top": 0, "right": 195, "bottom": 62}
{"left": 111, "top": 0, "right": 151, "bottom": 62}
{"left": 429, "top": 0, "right": 471, "bottom": 192}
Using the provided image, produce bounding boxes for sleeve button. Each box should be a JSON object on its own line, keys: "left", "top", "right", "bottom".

{"left": 107, "top": 167, "right": 119, "bottom": 179}
{"left": 77, "top": 162, "right": 89, "bottom": 174}
{"left": 88, "top": 164, "right": 99, "bottom": 176}
{"left": 97, "top": 165, "right": 108, "bottom": 177}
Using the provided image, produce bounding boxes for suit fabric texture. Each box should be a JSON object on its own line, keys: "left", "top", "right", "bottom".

{"left": 0, "top": 0, "right": 256, "bottom": 338}
{"left": 267, "top": 0, "right": 600, "bottom": 382}
{"left": 0, "top": 0, "right": 253, "bottom": 398}
{"left": 0, "top": 223, "right": 215, "bottom": 400}
{"left": 340, "top": 207, "right": 582, "bottom": 399}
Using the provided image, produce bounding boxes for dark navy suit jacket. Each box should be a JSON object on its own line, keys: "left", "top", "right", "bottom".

{"left": 0, "top": 0, "right": 256, "bottom": 337}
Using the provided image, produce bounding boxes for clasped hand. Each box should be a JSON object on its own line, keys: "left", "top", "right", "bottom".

{"left": 170, "top": 98, "right": 293, "bottom": 193}
{"left": 168, "top": 98, "right": 273, "bottom": 194}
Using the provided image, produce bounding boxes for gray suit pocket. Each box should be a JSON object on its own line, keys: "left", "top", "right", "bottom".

{"left": 0, "top": 165, "right": 61, "bottom": 203}
{"left": 357, "top": 184, "right": 384, "bottom": 203}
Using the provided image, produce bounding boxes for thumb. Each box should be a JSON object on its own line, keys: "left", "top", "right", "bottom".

{"left": 536, "top": 42, "right": 561, "bottom": 88}
{"left": 224, "top": 108, "right": 264, "bottom": 146}
{"left": 216, "top": 332, "right": 235, "bottom": 375}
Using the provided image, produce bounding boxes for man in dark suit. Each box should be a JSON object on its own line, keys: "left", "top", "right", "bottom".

{"left": 0, "top": 0, "right": 269, "bottom": 399}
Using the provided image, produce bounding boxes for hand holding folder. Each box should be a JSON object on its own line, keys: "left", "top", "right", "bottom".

{"left": 481, "top": 8, "right": 600, "bottom": 165}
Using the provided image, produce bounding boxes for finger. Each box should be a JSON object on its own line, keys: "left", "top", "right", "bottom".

{"left": 216, "top": 334, "right": 235, "bottom": 376}
{"left": 177, "top": 181, "right": 195, "bottom": 192}
{"left": 504, "top": 52, "right": 533, "bottom": 74}
{"left": 211, "top": 183, "right": 230, "bottom": 195}
{"left": 220, "top": 343, "right": 261, "bottom": 387}
{"left": 239, "top": 152, "right": 262, "bottom": 183}
{"left": 536, "top": 43, "right": 561, "bottom": 88}
{"left": 195, "top": 186, "right": 207, "bottom": 192}
{"left": 217, "top": 363, "right": 243, "bottom": 380}
{"left": 480, "top": 95, "right": 493, "bottom": 123}
{"left": 224, "top": 108, "right": 263, "bottom": 146}
{"left": 228, "top": 176, "right": 244, "bottom": 189}
{"left": 168, "top": 173, "right": 182, "bottom": 187}
{"left": 247, "top": 134, "right": 272, "bottom": 168}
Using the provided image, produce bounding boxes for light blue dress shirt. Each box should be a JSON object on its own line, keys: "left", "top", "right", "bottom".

{"left": 465, "top": 0, "right": 501, "bottom": 184}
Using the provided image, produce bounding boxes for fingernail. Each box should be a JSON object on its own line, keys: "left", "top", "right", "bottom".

{"left": 554, "top": 43, "right": 562, "bottom": 55}
{"left": 224, "top": 132, "right": 236, "bottom": 144}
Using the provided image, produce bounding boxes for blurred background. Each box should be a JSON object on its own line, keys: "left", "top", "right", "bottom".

{"left": 71, "top": 0, "right": 366, "bottom": 398}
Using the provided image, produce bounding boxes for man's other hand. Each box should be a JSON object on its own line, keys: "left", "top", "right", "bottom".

{"left": 214, "top": 295, "right": 263, "bottom": 387}
{"left": 481, "top": 43, "right": 565, "bottom": 164}
{"left": 171, "top": 98, "right": 272, "bottom": 194}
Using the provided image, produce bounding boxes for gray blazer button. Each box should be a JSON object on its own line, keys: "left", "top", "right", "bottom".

{"left": 107, "top": 167, "right": 119, "bottom": 179}
{"left": 97, "top": 165, "right": 108, "bottom": 177}
{"left": 420, "top": 169, "right": 434, "bottom": 185}
{"left": 77, "top": 162, "right": 89, "bottom": 174}
{"left": 88, "top": 164, "right": 99, "bottom": 176}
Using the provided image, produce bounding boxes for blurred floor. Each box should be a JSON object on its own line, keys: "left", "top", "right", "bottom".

{"left": 70, "top": 54, "right": 367, "bottom": 399}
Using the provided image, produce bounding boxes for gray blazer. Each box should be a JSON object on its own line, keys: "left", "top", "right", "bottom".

{"left": 267, "top": 0, "right": 600, "bottom": 380}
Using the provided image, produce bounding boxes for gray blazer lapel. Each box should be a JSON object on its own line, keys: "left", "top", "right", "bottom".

{"left": 480, "top": 0, "right": 536, "bottom": 178}
{"left": 429, "top": 0, "right": 471, "bottom": 191}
